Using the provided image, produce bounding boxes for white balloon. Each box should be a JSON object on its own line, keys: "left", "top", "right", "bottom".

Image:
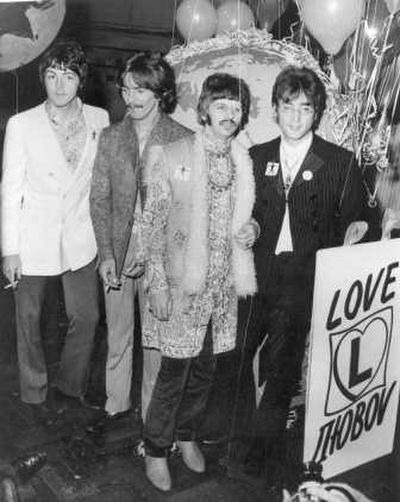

{"left": 216, "top": 1, "right": 255, "bottom": 34}
{"left": 176, "top": 0, "right": 217, "bottom": 42}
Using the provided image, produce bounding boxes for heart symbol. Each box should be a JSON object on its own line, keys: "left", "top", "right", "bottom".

{"left": 334, "top": 317, "right": 388, "bottom": 402}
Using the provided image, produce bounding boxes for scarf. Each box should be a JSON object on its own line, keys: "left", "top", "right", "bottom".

{"left": 182, "top": 130, "right": 257, "bottom": 297}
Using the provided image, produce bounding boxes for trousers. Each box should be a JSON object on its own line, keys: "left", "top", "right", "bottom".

{"left": 15, "top": 260, "right": 99, "bottom": 404}
{"left": 243, "top": 253, "right": 314, "bottom": 479}
{"left": 143, "top": 326, "right": 216, "bottom": 457}
{"left": 104, "top": 275, "right": 161, "bottom": 418}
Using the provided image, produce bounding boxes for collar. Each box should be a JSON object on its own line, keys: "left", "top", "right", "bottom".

{"left": 280, "top": 132, "right": 313, "bottom": 159}
{"left": 45, "top": 97, "right": 83, "bottom": 126}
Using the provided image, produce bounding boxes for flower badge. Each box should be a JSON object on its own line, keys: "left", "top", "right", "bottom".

{"left": 302, "top": 170, "right": 313, "bottom": 181}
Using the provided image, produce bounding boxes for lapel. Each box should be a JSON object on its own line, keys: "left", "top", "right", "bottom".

{"left": 116, "top": 114, "right": 140, "bottom": 174}
{"left": 73, "top": 105, "right": 96, "bottom": 174}
{"left": 291, "top": 135, "right": 324, "bottom": 189}
{"left": 141, "top": 113, "right": 169, "bottom": 163}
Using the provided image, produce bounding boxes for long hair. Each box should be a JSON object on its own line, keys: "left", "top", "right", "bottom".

{"left": 272, "top": 65, "right": 327, "bottom": 129}
{"left": 197, "top": 72, "right": 251, "bottom": 131}
{"left": 39, "top": 40, "right": 88, "bottom": 91}
{"left": 118, "top": 52, "right": 177, "bottom": 114}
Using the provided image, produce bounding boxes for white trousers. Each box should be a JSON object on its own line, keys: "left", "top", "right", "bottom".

{"left": 104, "top": 275, "right": 161, "bottom": 419}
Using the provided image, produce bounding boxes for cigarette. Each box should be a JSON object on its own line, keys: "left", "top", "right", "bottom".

{"left": 3, "top": 282, "right": 17, "bottom": 290}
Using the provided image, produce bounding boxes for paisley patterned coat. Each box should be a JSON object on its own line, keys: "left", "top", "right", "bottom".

{"left": 141, "top": 132, "right": 257, "bottom": 358}
{"left": 90, "top": 113, "right": 192, "bottom": 278}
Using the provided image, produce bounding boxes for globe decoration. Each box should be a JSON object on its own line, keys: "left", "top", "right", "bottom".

{"left": 0, "top": 0, "right": 66, "bottom": 72}
{"left": 167, "top": 29, "right": 354, "bottom": 149}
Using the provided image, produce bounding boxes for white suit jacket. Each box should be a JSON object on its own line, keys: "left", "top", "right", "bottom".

{"left": 1, "top": 102, "right": 109, "bottom": 275}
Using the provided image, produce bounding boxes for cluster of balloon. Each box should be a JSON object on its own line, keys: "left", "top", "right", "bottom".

{"left": 176, "top": 0, "right": 291, "bottom": 42}
{"left": 300, "top": 0, "right": 365, "bottom": 56}
{"left": 333, "top": 0, "right": 390, "bottom": 90}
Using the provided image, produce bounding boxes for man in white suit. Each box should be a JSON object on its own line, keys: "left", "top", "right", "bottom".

{"left": 1, "top": 41, "right": 109, "bottom": 424}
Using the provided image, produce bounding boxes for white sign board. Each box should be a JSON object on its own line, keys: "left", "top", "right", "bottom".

{"left": 304, "top": 239, "right": 400, "bottom": 479}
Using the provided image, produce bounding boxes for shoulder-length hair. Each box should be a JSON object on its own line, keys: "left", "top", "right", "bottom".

{"left": 272, "top": 65, "right": 327, "bottom": 129}
{"left": 197, "top": 72, "right": 251, "bottom": 131}
{"left": 39, "top": 40, "right": 88, "bottom": 91}
{"left": 118, "top": 52, "right": 178, "bottom": 114}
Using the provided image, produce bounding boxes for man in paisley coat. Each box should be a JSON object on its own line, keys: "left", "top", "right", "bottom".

{"left": 140, "top": 73, "right": 258, "bottom": 491}
{"left": 90, "top": 53, "right": 192, "bottom": 426}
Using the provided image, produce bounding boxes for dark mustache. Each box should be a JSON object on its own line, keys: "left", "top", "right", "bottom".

{"left": 219, "top": 119, "right": 237, "bottom": 125}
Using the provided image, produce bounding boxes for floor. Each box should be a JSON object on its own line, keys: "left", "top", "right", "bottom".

{"left": 0, "top": 276, "right": 398, "bottom": 502}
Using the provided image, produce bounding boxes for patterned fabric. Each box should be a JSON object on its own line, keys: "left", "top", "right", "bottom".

{"left": 46, "top": 99, "right": 87, "bottom": 172}
{"left": 141, "top": 132, "right": 257, "bottom": 358}
{"left": 90, "top": 113, "right": 192, "bottom": 277}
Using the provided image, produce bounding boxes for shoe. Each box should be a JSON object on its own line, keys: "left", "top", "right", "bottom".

{"left": 85, "top": 409, "right": 131, "bottom": 434}
{"left": 28, "top": 402, "right": 56, "bottom": 426}
{"left": 12, "top": 452, "right": 47, "bottom": 484}
{"left": 0, "top": 477, "right": 19, "bottom": 502}
{"left": 176, "top": 440, "right": 205, "bottom": 473}
{"left": 53, "top": 388, "right": 100, "bottom": 412}
{"left": 144, "top": 455, "right": 171, "bottom": 491}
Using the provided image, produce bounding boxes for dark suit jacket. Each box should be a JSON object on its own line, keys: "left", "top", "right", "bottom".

{"left": 90, "top": 113, "right": 192, "bottom": 277}
{"left": 250, "top": 134, "right": 368, "bottom": 290}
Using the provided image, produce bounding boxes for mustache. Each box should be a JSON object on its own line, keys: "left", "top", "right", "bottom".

{"left": 219, "top": 119, "right": 238, "bottom": 126}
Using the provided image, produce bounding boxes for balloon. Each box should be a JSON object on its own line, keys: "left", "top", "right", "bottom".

{"left": 333, "top": 0, "right": 390, "bottom": 91}
{"left": 365, "top": 0, "right": 390, "bottom": 35}
{"left": 255, "top": 0, "right": 290, "bottom": 31}
{"left": 216, "top": 0, "right": 255, "bottom": 34}
{"left": 333, "top": 30, "right": 375, "bottom": 91}
{"left": 301, "top": 0, "right": 365, "bottom": 55}
{"left": 384, "top": 0, "right": 400, "bottom": 13}
{"left": 176, "top": 0, "right": 217, "bottom": 42}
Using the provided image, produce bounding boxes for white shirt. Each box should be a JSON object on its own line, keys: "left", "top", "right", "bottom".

{"left": 275, "top": 133, "right": 313, "bottom": 254}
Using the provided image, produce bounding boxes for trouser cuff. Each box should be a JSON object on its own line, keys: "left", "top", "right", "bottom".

{"left": 144, "top": 438, "right": 169, "bottom": 458}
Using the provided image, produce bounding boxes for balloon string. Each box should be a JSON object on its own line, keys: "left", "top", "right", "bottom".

{"left": 170, "top": 0, "right": 179, "bottom": 48}
{"left": 388, "top": 68, "right": 400, "bottom": 124}
{"left": 236, "top": 0, "right": 244, "bottom": 120}
{"left": 186, "top": 0, "right": 199, "bottom": 45}
{"left": 356, "top": 14, "right": 394, "bottom": 161}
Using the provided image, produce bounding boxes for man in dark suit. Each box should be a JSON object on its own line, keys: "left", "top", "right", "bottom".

{"left": 239, "top": 65, "right": 370, "bottom": 487}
